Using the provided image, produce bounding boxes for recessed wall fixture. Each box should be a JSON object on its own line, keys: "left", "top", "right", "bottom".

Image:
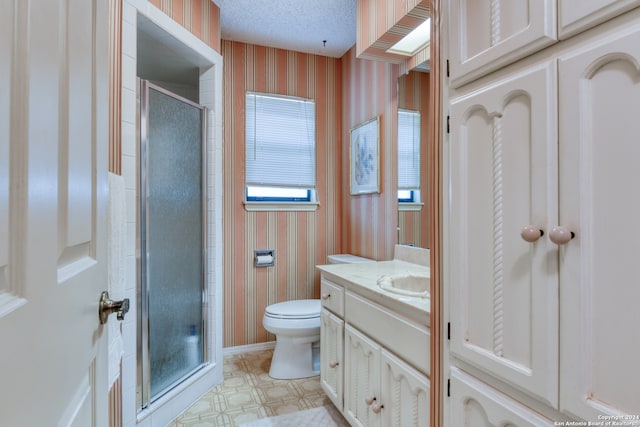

{"left": 386, "top": 18, "right": 431, "bottom": 56}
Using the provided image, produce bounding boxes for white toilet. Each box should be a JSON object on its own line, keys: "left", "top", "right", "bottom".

{"left": 262, "top": 254, "right": 374, "bottom": 379}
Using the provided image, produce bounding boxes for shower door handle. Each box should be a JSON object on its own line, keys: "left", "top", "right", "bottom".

{"left": 98, "top": 291, "right": 130, "bottom": 324}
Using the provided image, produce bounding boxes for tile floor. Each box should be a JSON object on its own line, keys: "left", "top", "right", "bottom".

{"left": 168, "top": 349, "right": 334, "bottom": 427}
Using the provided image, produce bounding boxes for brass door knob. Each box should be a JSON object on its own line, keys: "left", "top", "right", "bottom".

{"left": 98, "top": 291, "right": 130, "bottom": 324}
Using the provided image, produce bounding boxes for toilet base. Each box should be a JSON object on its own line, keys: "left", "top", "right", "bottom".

{"left": 268, "top": 334, "right": 320, "bottom": 379}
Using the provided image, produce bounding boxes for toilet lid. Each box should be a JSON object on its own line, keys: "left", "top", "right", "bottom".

{"left": 265, "top": 299, "right": 321, "bottom": 319}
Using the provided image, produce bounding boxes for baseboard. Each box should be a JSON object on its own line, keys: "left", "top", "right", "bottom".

{"left": 223, "top": 341, "right": 276, "bottom": 356}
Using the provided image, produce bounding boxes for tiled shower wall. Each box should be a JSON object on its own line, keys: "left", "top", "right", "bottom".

{"left": 118, "top": 1, "right": 223, "bottom": 425}
{"left": 222, "top": 41, "right": 343, "bottom": 348}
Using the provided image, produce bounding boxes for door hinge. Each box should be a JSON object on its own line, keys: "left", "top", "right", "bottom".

{"left": 446, "top": 59, "right": 450, "bottom": 77}
{"left": 447, "top": 378, "right": 451, "bottom": 397}
{"left": 447, "top": 115, "right": 450, "bottom": 134}
{"left": 447, "top": 322, "right": 451, "bottom": 340}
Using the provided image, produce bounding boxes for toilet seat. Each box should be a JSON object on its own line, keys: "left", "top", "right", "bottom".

{"left": 264, "top": 299, "right": 320, "bottom": 320}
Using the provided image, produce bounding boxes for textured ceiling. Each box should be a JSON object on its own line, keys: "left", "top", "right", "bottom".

{"left": 216, "top": 0, "right": 357, "bottom": 58}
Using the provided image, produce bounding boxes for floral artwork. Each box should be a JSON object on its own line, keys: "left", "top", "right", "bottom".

{"left": 350, "top": 116, "right": 380, "bottom": 194}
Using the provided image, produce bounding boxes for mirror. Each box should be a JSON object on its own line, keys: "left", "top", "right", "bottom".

{"left": 397, "top": 69, "right": 430, "bottom": 248}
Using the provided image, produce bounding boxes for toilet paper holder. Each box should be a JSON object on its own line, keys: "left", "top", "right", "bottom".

{"left": 254, "top": 249, "right": 275, "bottom": 267}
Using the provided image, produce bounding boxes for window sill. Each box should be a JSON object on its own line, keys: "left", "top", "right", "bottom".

{"left": 398, "top": 202, "right": 424, "bottom": 212}
{"left": 243, "top": 201, "right": 320, "bottom": 212}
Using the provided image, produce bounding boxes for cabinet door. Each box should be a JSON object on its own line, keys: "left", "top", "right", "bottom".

{"left": 449, "top": 61, "right": 559, "bottom": 407}
{"left": 558, "top": 0, "right": 640, "bottom": 39}
{"left": 320, "top": 308, "right": 344, "bottom": 411}
{"left": 450, "top": 368, "right": 555, "bottom": 426}
{"left": 344, "top": 325, "right": 381, "bottom": 427}
{"left": 380, "top": 349, "right": 429, "bottom": 427}
{"left": 448, "top": 0, "right": 556, "bottom": 87}
{"left": 558, "top": 22, "right": 640, "bottom": 421}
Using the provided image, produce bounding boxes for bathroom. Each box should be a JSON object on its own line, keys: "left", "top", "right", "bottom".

{"left": 6, "top": 0, "right": 639, "bottom": 426}
{"left": 117, "top": 0, "right": 433, "bottom": 426}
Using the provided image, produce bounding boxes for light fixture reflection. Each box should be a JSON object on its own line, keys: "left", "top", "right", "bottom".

{"left": 387, "top": 18, "right": 431, "bottom": 56}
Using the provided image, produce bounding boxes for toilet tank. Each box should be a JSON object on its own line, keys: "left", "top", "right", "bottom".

{"left": 327, "top": 254, "right": 375, "bottom": 264}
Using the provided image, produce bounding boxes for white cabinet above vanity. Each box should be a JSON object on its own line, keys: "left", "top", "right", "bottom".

{"left": 317, "top": 247, "right": 431, "bottom": 427}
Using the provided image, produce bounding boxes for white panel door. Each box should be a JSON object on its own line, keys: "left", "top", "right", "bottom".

{"left": 450, "top": 368, "right": 555, "bottom": 426}
{"left": 448, "top": 0, "right": 556, "bottom": 87}
{"left": 344, "top": 325, "right": 381, "bottom": 427}
{"left": 0, "top": 0, "right": 110, "bottom": 425}
{"left": 380, "top": 349, "right": 429, "bottom": 427}
{"left": 320, "top": 308, "right": 344, "bottom": 411}
{"left": 558, "top": 0, "right": 640, "bottom": 39}
{"left": 449, "top": 61, "right": 559, "bottom": 408}
{"left": 558, "top": 21, "right": 640, "bottom": 421}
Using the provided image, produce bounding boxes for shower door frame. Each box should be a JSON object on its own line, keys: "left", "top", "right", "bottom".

{"left": 136, "top": 79, "right": 209, "bottom": 410}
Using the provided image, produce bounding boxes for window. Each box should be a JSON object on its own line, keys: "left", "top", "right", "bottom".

{"left": 245, "top": 92, "right": 317, "bottom": 210}
{"left": 398, "top": 109, "right": 421, "bottom": 205}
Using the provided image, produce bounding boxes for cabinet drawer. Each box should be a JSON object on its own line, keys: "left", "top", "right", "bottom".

{"left": 345, "top": 291, "right": 429, "bottom": 376}
{"left": 320, "top": 278, "right": 344, "bottom": 316}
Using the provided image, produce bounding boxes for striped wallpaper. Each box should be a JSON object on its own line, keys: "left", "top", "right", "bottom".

{"left": 148, "top": 0, "right": 221, "bottom": 53}
{"left": 341, "top": 46, "right": 399, "bottom": 261}
{"left": 397, "top": 70, "right": 430, "bottom": 248}
{"left": 427, "top": 2, "right": 442, "bottom": 424}
{"left": 222, "top": 41, "right": 342, "bottom": 347}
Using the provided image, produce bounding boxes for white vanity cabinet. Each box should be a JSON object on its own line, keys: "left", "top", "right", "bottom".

{"left": 447, "top": 7, "right": 640, "bottom": 424}
{"left": 319, "top": 274, "right": 430, "bottom": 427}
{"left": 343, "top": 326, "right": 431, "bottom": 427}
{"left": 448, "top": 0, "right": 556, "bottom": 87}
{"left": 379, "top": 349, "right": 430, "bottom": 427}
{"left": 320, "top": 277, "right": 346, "bottom": 411}
{"left": 320, "top": 308, "right": 343, "bottom": 411}
{"left": 344, "top": 325, "right": 381, "bottom": 427}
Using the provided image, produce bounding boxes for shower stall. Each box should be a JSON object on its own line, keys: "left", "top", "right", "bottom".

{"left": 137, "top": 79, "right": 208, "bottom": 408}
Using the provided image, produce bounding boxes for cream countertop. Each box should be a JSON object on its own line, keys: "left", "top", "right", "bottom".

{"left": 316, "top": 260, "right": 430, "bottom": 326}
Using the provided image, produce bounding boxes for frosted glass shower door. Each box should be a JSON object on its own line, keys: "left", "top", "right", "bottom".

{"left": 139, "top": 81, "right": 207, "bottom": 407}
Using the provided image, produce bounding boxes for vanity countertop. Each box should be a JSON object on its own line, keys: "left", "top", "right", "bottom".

{"left": 316, "top": 260, "right": 430, "bottom": 326}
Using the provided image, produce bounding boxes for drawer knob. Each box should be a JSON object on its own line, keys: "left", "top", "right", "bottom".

{"left": 549, "top": 226, "right": 575, "bottom": 245}
{"left": 520, "top": 225, "right": 544, "bottom": 242}
{"left": 321, "top": 293, "right": 331, "bottom": 300}
{"left": 371, "top": 403, "right": 384, "bottom": 414}
{"left": 365, "top": 396, "right": 376, "bottom": 405}
{"left": 329, "top": 361, "right": 339, "bottom": 368}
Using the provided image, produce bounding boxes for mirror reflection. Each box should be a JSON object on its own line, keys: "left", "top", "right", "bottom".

{"left": 397, "top": 69, "right": 430, "bottom": 248}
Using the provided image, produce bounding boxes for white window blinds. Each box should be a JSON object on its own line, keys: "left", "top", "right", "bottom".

{"left": 398, "top": 109, "right": 421, "bottom": 190}
{"left": 245, "top": 92, "right": 316, "bottom": 188}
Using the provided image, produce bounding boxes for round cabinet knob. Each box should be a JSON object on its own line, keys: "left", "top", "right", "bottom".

{"left": 365, "top": 396, "right": 376, "bottom": 405}
{"left": 321, "top": 293, "right": 331, "bottom": 300}
{"left": 521, "top": 225, "right": 544, "bottom": 243}
{"left": 371, "top": 403, "right": 384, "bottom": 414}
{"left": 329, "top": 361, "right": 339, "bottom": 368}
{"left": 549, "top": 226, "right": 575, "bottom": 245}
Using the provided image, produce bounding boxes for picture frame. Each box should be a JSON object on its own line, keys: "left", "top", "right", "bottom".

{"left": 350, "top": 116, "right": 380, "bottom": 195}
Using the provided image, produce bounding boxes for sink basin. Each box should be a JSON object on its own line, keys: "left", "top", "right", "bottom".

{"left": 377, "top": 273, "right": 430, "bottom": 298}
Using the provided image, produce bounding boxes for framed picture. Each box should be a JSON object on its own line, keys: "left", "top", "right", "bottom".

{"left": 350, "top": 116, "right": 380, "bottom": 195}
